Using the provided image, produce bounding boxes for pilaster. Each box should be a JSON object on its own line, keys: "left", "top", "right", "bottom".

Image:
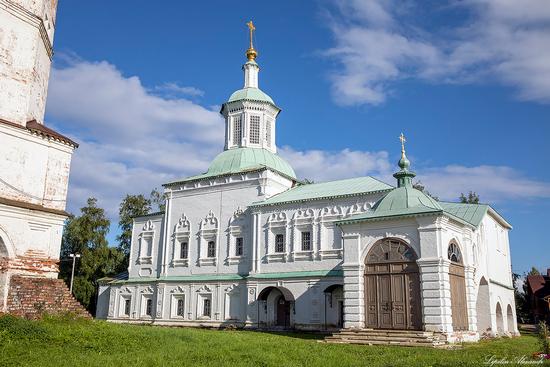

{"left": 417, "top": 257, "right": 453, "bottom": 333}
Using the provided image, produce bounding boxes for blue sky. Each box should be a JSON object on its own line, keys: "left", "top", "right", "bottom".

{"left": 45, "top": 1, "right": 550, "bottom": 275}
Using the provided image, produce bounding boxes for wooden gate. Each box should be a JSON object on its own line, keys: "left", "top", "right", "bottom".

{"left": 364, "top": 239, "right": 422, "bottom": 330}
{"left": 449, "top": 263, "right": 468, "bottom": 330}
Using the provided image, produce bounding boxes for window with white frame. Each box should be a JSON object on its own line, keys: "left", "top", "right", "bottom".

{"left": 207, "top": 240, "right": 216, "bottom": 258}
{"left": 180, "top": 241, "right": 188, "bottom": 259}
{"left": 203, "top": 298, "right": 211, "bottom": 317}
{"left": 124, "top": 298, "right": 131, "bottom": 316}
{"left": 275, "top": 234, "right": 285, "bottom": 253}
{"left": 171, "top": 295, "right": 185, "bottom": 318}
{"left": 233, "top": 115, "right": 242, "bottom": 146}
{"left": 235, "top": 237, "right": 243, "bottom": 256}
{"left": 250, "top": 115, "right": 260, "bottom": 144}
{"left": 301, "top": 231, "right": 312, "bottom": 251}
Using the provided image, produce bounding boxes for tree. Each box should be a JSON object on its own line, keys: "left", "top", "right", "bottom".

{"left": 116, "top": 194, "right": 151, "bottom": 257}
{"left": 412, "top": 181, "right": 439, "bottom": 201}
{"left": 460, "top": 191, "right": 480, "bottom": 204}
{"left": 150, "top": 187, "right": 167, "bottom": 212}
{"left": 60, "top": 198, "right": 125, "bottom": 315}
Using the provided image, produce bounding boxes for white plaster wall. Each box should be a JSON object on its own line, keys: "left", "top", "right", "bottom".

{"left": 0, "top": 123, "right": 74, "bottom": 211}
{"left": 0, "top": 0, "right": 57, "bottom": 125}
{"left": 128, "top": 214, "right": 164, "bottom": 279}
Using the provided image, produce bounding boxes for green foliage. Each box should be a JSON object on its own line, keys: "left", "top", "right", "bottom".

{"left": 528, "top": 267, "right": 541, "bottom": 276}
{"left": 539, "top": 321, "right": 550, "bottom": 355}
{"left": 150, "top": 187, "right": 167, "bottom": 212}
{"left": 0, "top": 316, "right": 545, "bottom": 367}
{"left": 60, "top": 198, "right": 125, "bottom": 314}
{"left": 460, "top": 191, "right": 480, "bottom": 204}
{"left": 116, "top": 194, "right": 151, "bottom": 256}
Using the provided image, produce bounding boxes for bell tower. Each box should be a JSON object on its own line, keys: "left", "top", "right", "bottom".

{"left": 220, "top": 21, "right": 280, "bottom": 154}
{"left": 0, "top": 0, "right": 58, "bottom": 125}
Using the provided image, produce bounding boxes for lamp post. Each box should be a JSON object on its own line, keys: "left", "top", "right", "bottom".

{"left": 69, "top": 253, "right": 81, "bottom": 294}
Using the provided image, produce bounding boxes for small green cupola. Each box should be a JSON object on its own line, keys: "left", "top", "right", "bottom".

{"left": 393, "top": 132, "right": 416, "bottom": 188}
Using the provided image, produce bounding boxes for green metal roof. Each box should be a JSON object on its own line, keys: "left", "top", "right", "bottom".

{"left": 338, "top": 186, "right": 443, "bottom": 224}
{"left": 227, "top": 87, "right": 276, "bottom": 105}
{"left": 252, "top": 176, "right": 393, "bottom": 207}
{"left": 439, "top": 202, "right": 489, "bottom": 227}
{"left": 165, "top": 147, "right": 296, "bottom": 185}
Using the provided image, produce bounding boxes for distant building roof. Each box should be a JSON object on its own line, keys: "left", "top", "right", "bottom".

{"left": 252, "top": 176, "right": 393, "bottom": 207}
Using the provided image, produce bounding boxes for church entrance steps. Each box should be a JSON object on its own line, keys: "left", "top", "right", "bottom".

{"left": 324, "top": 329, "right": 446, "bottom": 347}
{"left": 6, "top": 275, "right": 91, "bottom": 319}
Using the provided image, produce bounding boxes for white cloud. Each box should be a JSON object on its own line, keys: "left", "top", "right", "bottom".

{"left": 324, "top": 0, "right": 550, "bottom": 105}
{"left": 153, "top": 82, "right": 205, "bottom": 97}
{"left": 46, "top": 59, "right": 224, "bottom": 217}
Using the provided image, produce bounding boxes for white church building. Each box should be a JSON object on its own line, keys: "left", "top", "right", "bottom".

{"left": 96, "top": 24, "right": 518, "bottom": 342}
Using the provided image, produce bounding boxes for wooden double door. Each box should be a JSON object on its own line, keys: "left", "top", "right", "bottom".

{"left": 365, "top": 262, "right": 422, "bottom": 330}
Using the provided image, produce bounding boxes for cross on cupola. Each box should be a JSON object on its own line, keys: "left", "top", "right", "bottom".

{"left": 393, "top": 132, "right": 416, "bottom": 187}
{"left": 220, "top": 21, "right": 281, "bottom": 154}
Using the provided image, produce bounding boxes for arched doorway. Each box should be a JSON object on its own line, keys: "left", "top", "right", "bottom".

{"left": 364, "top": 238, "right": 422, "bottom": 330}
{"left": 448, "top": 243, "right": 468, "bottom": 331}
{"left": 496, "top": 302, "right": 504, "bottom": 335}
{"left": 257, "top": 286, "right": 294, "bottom": 329}
{"left": 506, "top": 304, "right": 514, "bottom": 333}
{"left": 476, "top": 277, "right": 491, "bottom": 334}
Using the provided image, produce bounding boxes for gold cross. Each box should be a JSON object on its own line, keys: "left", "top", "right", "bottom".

{"left": 246, "top": 20, "right": 255, "bottom": 49}
{"left": 399, "top": 132, "right": 406, "bottom": 152}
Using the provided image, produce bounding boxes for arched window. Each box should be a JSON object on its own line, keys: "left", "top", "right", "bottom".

{"left": 448, "top": 243, "right": 462, "bottom": 263}
{"left": 366, "top": 238, "right": 417, "bottom": 263}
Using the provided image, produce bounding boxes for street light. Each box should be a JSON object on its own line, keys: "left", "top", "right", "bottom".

{"left": 69, "top": 253, "right": 81, "bottom": 294}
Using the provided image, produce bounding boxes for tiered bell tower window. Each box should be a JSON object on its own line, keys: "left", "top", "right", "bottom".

{"left": 250, "top": 115, "right": 261, "bottom": 144}
{"left": 233, "top": 115, "right": 242, "bottom": 146}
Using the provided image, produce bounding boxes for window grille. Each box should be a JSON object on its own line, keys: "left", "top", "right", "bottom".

{"left": 180, "top": 241, "right": 188, "bottom": 259}
{"left": 250, "top": 115, "right": 260, "bottom": 144}
{"left": 448, "top": 243, "right": 462, "bottom": 263}
{"left": 301, "top": 231, "right": 312, "bottom": 251}
{"left": 233, "top": 115, "right": 242, "bottom": 145}
{"left": 176, "top": 298, "right": 185, "bottom": 316}
{"left": 124, "top": 299, "right": 131, "bottom": 316}
{"left": 207, "top": 240, "right": 216, "bottom": 258}
{"left": 145, "top": 298, "right": 153, "bottom": 316}
{"left": 275, "top": 234, "right": 285, "bottom": 253}
{"left": 203, "top": 298, "right": 211, "bottom": 317}
{"left": 235, "top": 237, "right": 243, "bottom": 256}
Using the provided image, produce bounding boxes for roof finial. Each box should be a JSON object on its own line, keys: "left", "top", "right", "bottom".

{"left": 397, "top": 132, "right": 411, "bottom": 171}
{"left": 246, "top": 20, "right": 257, "bottom": 61}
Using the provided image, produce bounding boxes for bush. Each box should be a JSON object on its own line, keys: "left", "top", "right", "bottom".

{"left": 538, "top": 321, "right": 550, "bottom": 355}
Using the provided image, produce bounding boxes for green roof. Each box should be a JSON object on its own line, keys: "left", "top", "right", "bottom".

{"left": 227, "top": 87, "right": 276, "bottom": 105}
{"left": 439, "top": 202, "right": 489, "bottom": 227}
{"left": 252, "top": 176, "right": 393, "bottom": 207}
{"left": 165, "top": 147, "right": 296, "bottom": 185}
{"left": 338, "top": 186, "right": 443, "bottom": 224}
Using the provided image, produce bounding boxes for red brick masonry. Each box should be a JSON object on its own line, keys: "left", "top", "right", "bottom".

{"left": 6, "top": 275, "right": 90, "bottom": 319}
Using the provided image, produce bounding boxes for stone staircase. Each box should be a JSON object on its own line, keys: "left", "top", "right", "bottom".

{"left": 325, "top": 329, "right": 446, "bottom": 347}
{"left": 6, "top": 275, "right": 91, "bottom": 319}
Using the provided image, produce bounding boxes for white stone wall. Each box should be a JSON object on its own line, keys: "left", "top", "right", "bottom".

{"left": 0, "top": 0, "right": 57, "bottom": 125}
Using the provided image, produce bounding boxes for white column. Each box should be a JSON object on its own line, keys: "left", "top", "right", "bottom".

{"left": 417, "top": 258, "right": 453, "bottom": 333}
{"left": 464, "top": 265, "right": 478, "bottom": 332}
{"left": 341, "top": 232, "right": 363, "bottom": 329}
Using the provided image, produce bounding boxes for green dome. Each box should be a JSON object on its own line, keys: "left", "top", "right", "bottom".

{"left": 228, "top": 87, "right": 276, "bottom": 105}
{"left": 207, "top": 148, "right": 296, "bottom": 179}
{"left": 371, "top": 186, "right": 442, "bottom": 215}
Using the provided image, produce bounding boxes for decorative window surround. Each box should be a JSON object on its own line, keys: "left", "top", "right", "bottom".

{"left": 172, "top": 214, "right": 191, "bottom": 267}
{"left": 266, "top": 212, "right": 290, "bottom": 263}
{"left": 170, "top": 286, "right": 186, "bottom": 319}
{"left": 137, "top": 220, "right": 155, "bottom": 265}
{"left": 196, "top": 285, "right": 213, "bottom": 320}
{"left": 140, "top": 287, "right": 154, "bottom": 319}
{"left": 292, "top": 209, "right": 315, "bottom": 261}
{"left": 198, "top": 211, "right": 218, "bottom": 266}
{"left": 226, "top": 207, "right": 247, "bottom": 265}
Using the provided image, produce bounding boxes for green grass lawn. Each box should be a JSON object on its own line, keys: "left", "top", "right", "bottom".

{"left": 0, "top": 315, "right": 548, "bottom": 367}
